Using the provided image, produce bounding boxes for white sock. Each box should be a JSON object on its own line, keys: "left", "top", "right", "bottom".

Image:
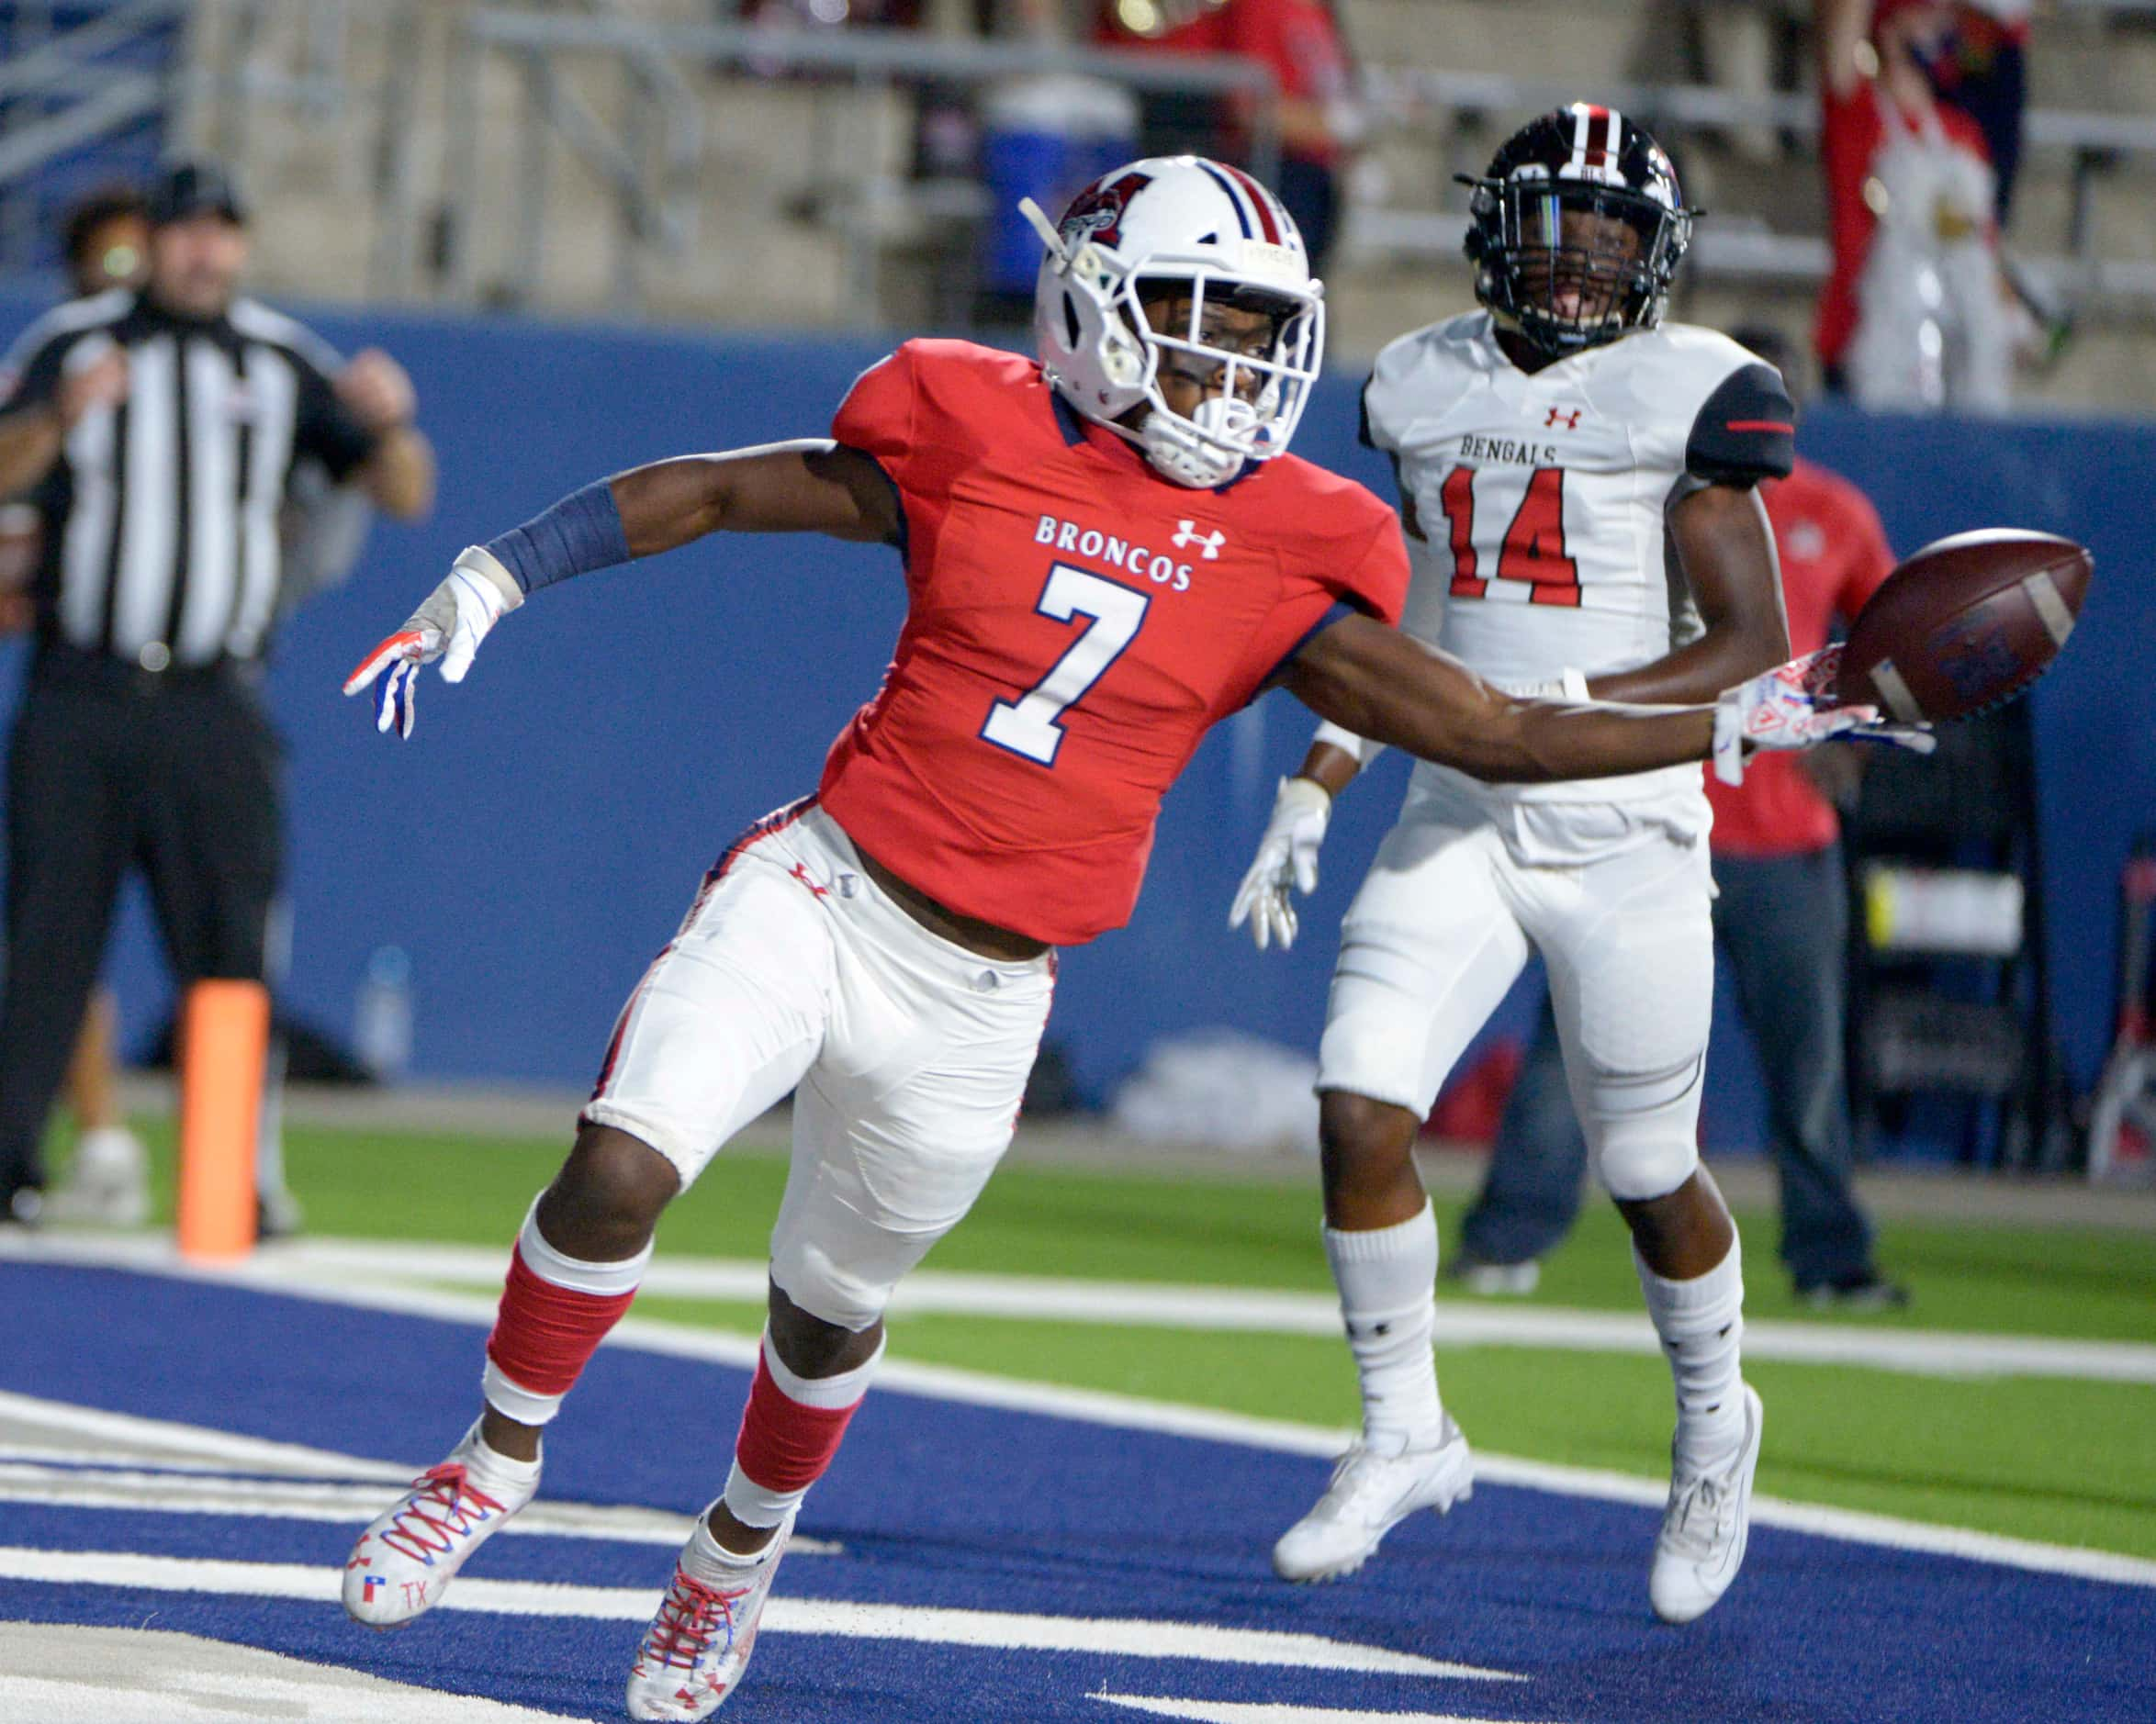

{"left": 1324, "top": 1202, "right": 1445, "bottom": 1454}
{"left": 455, "top": 1419, "right": 542, "bottom": 1499}
{"left": 683, "top": 1502, "right": 781, "bottom": 1583}
{"left": 1634, "top": 1237, "right": 1746, "bottom": 1475}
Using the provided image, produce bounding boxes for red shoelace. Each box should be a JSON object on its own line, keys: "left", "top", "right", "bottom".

{"left": 643, "top": 1568, "right": 755, "bottom": 1671}
{"left": 378, "top": 1462, "right": 509, "bottom": 1563}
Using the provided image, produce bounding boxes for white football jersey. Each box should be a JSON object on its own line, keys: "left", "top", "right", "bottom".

{"left": 1361, "top": 310, "right": 1792, "bottom": 812}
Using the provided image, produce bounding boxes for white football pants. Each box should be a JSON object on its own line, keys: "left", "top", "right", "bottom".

{"left": 1318, "top": 796, "right": 1714, "bottom": 1202}
{"left": 584, "top": 798, "right": 1055, "bottom": 1329}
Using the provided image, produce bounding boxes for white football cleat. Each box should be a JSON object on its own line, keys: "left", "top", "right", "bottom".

{"left": 342, "top": 1426, "right": 538, "bottom": 1629}
{"left": 45, "top": 1127, "right": 149, "bottom": 1227}
{"left": 1650, "top": 1383, "right": 1765, "bottom": 1624}
{"left": 626, "top": 1515, "right": 794, "bottom": 1719}
{"left": 1273, "top": 1419, "right": 1474, "bottom": 1583}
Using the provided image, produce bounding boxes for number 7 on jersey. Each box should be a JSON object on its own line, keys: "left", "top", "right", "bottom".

{"left": 983, "top": 564, "right": 1151, "bottom": 767}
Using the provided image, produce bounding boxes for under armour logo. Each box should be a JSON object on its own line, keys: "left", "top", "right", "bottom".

{"left": 1544, "top": 407, "right": 1583, "bottom": 430}
{"left": 790, "top": 862, "right": 830, "bottom": 900}
{"left": 1173, "top": 520, "right": 1226, "bottom": 560}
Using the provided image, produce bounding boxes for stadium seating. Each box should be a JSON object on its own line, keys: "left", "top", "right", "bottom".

{"left": 151, "top": 0, "right": 2156, "bottom": 408}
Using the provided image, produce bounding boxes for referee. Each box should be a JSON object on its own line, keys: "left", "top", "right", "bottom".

{"left": 0, "top": 159, "right": 433, "bottom": 1225}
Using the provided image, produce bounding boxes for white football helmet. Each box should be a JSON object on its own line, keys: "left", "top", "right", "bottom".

{"left": 1024, "top": 155, "right": 1325, "bottom": 489}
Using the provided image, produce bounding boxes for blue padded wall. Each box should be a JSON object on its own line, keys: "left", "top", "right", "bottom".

{"left": 0, "top": 292, "right": 2148, "bottom": 1154}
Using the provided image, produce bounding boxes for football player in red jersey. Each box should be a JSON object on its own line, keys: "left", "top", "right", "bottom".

{"left": 336, "top": 158, "right": 1884, "bottom": 1719}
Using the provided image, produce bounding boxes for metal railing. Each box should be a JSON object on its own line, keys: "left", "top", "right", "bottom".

{"left": 0, "top": 0, "right": 189, "bottom": 267}
{"left": 431, "top": 10, "right": 1280, "bottom": 319}
{"left": 1353, "top": 65, "right": 2156, "bottom": 312}
{"left": 7, "top": 3, "right": 2156, "bottom": 324}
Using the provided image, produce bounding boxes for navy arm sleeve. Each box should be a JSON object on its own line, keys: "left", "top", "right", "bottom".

{"left": 1684, "top": 363, "right": 1796, "bottom": 487}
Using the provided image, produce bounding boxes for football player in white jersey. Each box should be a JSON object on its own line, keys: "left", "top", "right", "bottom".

{"left": 1232, "top": 105, "right": 1794, "bottom": 1623}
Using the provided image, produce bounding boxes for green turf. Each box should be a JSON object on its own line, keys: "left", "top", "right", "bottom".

{"left": 62, "top": 1117, "right": 2156, "bottom": 1559}
{"left": 620, "top": 1293, "right": 2156, "bottom": 1560}
{"left": 106, "top": 1119, "right": 2156, "bottom": 1342}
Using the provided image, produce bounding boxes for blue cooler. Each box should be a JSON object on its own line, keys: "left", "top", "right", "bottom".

{"left": 979, "top": 75, "right": 1140, "bottom": 297}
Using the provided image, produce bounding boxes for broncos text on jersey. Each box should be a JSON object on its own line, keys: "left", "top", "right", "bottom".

{"left": 819, "top": 339, "right": 1408, "bottom": 946}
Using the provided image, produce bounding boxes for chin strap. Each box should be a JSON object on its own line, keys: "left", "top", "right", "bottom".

{"left": 1140, "top": 397, "right": 1252, "bottom": 488}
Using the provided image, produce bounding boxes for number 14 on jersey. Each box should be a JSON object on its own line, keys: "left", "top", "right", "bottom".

{"left": 1438, "top": 465, "right": 1581, "bottom": 608}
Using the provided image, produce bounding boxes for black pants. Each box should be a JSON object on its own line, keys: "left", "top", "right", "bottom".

{"left": 0, "top": 648, "right": 282, "bottom": 1203}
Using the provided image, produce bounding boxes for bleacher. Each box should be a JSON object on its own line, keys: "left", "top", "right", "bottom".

{"left": 0, "top": 0, "right": 183, "bottom": 275}
{"left": 6, "top": 0, "right": 2156, "bottom": 400}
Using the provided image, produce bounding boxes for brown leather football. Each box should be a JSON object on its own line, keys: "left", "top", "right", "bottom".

{"left": 1840, "top": 528, "right": 2093, "bottom": 723}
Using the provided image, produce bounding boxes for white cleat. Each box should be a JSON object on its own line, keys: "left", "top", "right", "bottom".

{"left": 45, "top": 1127, "right": 149, "bottom": 1227}
{"left": 342, "top": 1427, "right": 537, "bottom": 1629}
{"left": 1650, "top": 1383, "right": 1765, "bottom": 1625}
{"left": 1272, "top": 1419, "right": 1475, "bottom": 1583}
{"left": 626, "top": 1516, "right": 794, "bottom": 1719}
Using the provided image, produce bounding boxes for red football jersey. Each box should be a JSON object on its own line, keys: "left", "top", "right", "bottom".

{"left": 818, "top": 339, "right": 1407, "bottom": 945}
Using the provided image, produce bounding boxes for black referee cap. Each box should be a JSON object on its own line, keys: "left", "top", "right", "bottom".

{"left": 147, "top": 159, "right": 249, "bottom": 228}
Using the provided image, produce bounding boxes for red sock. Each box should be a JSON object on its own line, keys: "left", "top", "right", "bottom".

{"left": 722, "top": 1332, "right": 884, "bottom": 1528}
{"left": 481, "top": 1200, "right": 651, "bottom": 1425}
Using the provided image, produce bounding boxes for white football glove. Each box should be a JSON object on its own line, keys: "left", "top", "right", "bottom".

{"left": 1229, "top": 776, "right": 1332, "bottom": 952}
{"left": 342, "top": 546, "right": 523, "bottom": 738}
{"left": 1713, "top": 644, "right": 1936, "bottom": 786}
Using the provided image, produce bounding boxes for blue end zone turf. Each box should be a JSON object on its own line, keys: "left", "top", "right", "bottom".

{"left": 1, "top": 1261, "right": 2148, "bottom": 1722}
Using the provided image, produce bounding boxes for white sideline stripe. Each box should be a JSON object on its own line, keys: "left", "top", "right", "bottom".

{"left": 0, "top": 1460, "right": 840, "bottom": 1556}
{"left": 0, "top": 1623, "right": 587, "bottom": 1724}
{"left": 0, "top": 1548, "right": 1516, "bottom": 1682}
{"left": 13, "top": 1232, "right": 2155, "bottom": 1385}
{"left": 1096, "top": 1698, "right": 1564, "bottom": 1724}
{"left": 0, "top": 1463, "right": 679, "bottom": 1542}
{"left": 159, "top": 1235, "right": 2156, "bottom": 1385}
{"left": 9, "top": 1236, "right": 2156, "bottom": 1591}
{"left": 0, "top": 1388, "right": 411, "bottom": 1480}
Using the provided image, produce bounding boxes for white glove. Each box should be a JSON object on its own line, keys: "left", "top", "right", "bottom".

{"left": 1229, "top": 777, "right": 1332, "bottom": 952}
{"left": 342, "top": 546, "right": 523, "bottom": 738}
{"left": 1713, "top": 644, "right": 1936, "bottom": 786}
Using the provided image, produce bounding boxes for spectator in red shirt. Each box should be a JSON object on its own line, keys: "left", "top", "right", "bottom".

{"left": 1814, "top": 0, "right": 2015, "bottom": 411}
{"left": 1449, "top": 327, "right": 1909, "bottom": 1309}
{"left": 1095, "top": 0, "right": 1357, "bottom": 268}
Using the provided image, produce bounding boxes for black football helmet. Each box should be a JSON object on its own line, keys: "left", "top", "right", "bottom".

{"left": 1460, "top": 104, "right": 1692, "bottom": 357}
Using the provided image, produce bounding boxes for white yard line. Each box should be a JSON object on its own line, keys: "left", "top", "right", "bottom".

{"left": 0, "top": 1548, "right": 1514, "bottom": 1682}
{"left": 0, "top": 1623, "right": 588, "bottom": 1724}
{"left": 12, "top": 1230, "right": 2153, "bottom": 1384}
{"left": 1095, "top": 1701, "right": 1565, "bottom": 1724}
{"left": 7, "top": 1233, "right": 2155, "bottom": 1591}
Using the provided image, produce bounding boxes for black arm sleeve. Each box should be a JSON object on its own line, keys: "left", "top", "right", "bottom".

{"left": 1356, "top": 372, "right": 1379, "bottom": 451}
{"left": 290, "top": 351, "right": 380, "bottom": 482}
{"left": 1684, "top": 362, "right": 1796, "bottom": 487}
{"left": 0, "top": 331, "right": 73, "bottom": 417}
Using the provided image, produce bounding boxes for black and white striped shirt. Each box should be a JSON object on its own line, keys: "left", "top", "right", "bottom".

{"left": 0, "top": 290, "right": 376, "bottom": 670}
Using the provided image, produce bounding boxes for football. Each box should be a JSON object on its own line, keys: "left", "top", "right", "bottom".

{"left": 1840, "top": 528, "right": 2094, "bottom": 723}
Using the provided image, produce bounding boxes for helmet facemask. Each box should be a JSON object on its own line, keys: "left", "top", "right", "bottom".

{"left": 1471, "top": 178, "right": 1689, "bottom": 357}
{"left": 1023, "top": 185, "right": 1325, "bottom": 489}
{"left": 1124, "top": 271, "right": 1322, "bottom": 488}
{"left": 1460, "top": 106, "right": 1693, "bottom": 362}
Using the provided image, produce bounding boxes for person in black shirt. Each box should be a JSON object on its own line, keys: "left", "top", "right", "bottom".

{"left": 0, "top": 159, "right": 433, "bottom": 1224}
